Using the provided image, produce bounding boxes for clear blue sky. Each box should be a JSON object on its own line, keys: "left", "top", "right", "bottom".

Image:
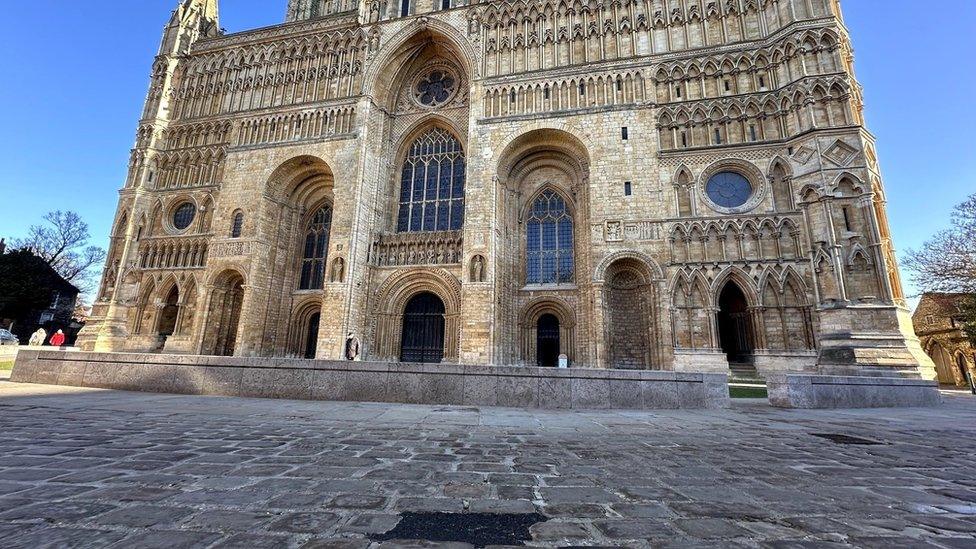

{"left": 1, "top": 1, "right": 973, "bottom": 298}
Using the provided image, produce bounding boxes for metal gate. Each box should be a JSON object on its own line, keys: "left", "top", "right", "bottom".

{"left": 400, "top": 293, "right": 446, "bottom": 363}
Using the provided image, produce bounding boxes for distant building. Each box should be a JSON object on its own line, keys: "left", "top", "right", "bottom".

{"left": 0, "top": 245, "right": 79, "bottom": 344}
{"left": 913, "top": 293, "right": 974, "bottom": 386}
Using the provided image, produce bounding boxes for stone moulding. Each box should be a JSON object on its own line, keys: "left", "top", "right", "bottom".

{"left": 766, "top": 373, "right": 942, "bottom": 409}
{"left": 10, "top": 350, "right": 730, "bottom": 411}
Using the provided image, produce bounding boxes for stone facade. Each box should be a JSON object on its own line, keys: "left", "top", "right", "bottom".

{"left": 77, "top": 0, "right": 935, "bottom": 381}
{"left": 913, "top": 293, "right": 975, "bottom": 387}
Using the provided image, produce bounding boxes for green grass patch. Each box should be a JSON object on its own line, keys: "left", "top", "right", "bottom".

{"left": 729, "top": 385, "right": 768, "bottom": 399}
{"left": 0, "top": 360, "right": 14, "bottom": 372}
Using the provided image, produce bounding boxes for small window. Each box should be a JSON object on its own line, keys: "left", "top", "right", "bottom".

{"left": 148, "top": 171, "right": 154, "bottom": 182}
{"left": 624, "top": 181, "right": 632, "bottom": 196}
{"left": 544, "top": 86, "right": 550, "bottom": 99}
{"left": 579, "top": 82, "right": 585, "bottom": 96}
{"left": 441, "top": 0, "right": 450, "bottom": 9}
{"left": 231, "top": 212, "right": 244, "bottom": 238}
{"left": 788, "top": 147, "right": 794, "bottom": 155}
{"left": 749, "top": 125, "right": 757, "bottom": 142}
{"left": 681, "top": 132, "right": 688, "bottom": 147}
{"left": 621, "top": 127, "right": 629, "bottom": 140}
{"left": 400, "top": 0, "right": 409, "bottom": 16}
{"left": 675, "top": 86, "right": 682, "bottom": 98}
{"left": 714, "top": 128, "right": 722, "bottom": 145}
{"left": 510, "top": 90, "right": 516, "bottom": 103}
{"left": 758, "top": 76, "right": 766, "bottom": 88}
{"left": 724, "top": 80, "right": 731, "bottom": 92}
{"left": 616, "top": 78, "right": 623, "bottom": 92}
{"left": 842, "top": 206, "right": 853, "bottom": 231}
{"left": 172, "top": 203, "right": 196, "bottom": 230}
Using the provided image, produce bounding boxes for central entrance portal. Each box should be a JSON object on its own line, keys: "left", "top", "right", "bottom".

{"left": 536, "top": 313, "right": 560, "bottom": 367}
{"left": 400, "top": 292, "right": 445, "bottom": 363}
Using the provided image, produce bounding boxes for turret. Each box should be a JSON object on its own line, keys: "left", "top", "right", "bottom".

{"left": 161, "top": 0, "right": 220, "bottom": 55}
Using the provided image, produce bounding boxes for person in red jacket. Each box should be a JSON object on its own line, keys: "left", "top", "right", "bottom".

{"left": 49, "top": 329, "right": 66, "bottom": 347}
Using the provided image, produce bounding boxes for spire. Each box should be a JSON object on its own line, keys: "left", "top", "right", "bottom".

{"left": 160, "top": 0, "right": 221, "bottom": 56}
{"left": 194, "top": 0, "right": 219, "bottom": 22}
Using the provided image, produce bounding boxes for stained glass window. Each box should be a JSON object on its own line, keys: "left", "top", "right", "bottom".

{"left": 396, "top": 128, "right": 465, "bottom": 233}
{"left": 173, "top": 203, "right": 196, "bottom": 230}
{"left": 415, "top": 71, "right": 456, "bottom": 107}
{"left": 526, "top": 190, "right": 574, "bottom": 285}
{"left": 299, "top": 205, "right": 332, "bottom": 290}
{"left": 705, "top": 171, "right": 753, "bottom": 209}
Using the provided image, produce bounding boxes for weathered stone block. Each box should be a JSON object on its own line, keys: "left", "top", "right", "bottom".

{"left": 571, "top": 378, "right": 611, "bottom": 409}
{"left": 538, "top": 376, "right": 572, "bottom": 409}
{"left": 767, "top": 374, "right": 942, "bottom": 409}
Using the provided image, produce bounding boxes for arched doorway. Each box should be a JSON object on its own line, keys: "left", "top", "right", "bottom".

{"left": 304, "top": 313, "right": 320, "bottom": 359}
{"left": 203, "top": 272, "right": 245, "bottom": 357}
{"left": 400, "top": 292, "right": 445, "bottom": 363}
{"left": 604, "top": 258, "right": 659, "bottom": 369}
{"left": 537, "top": 313, "right": 560, "bottom": 367}
{"left": 157, "top": 286, "right": 180, "bottom": 337}
{"left": 717, "top": 282, "right": 754, "bottom": 364}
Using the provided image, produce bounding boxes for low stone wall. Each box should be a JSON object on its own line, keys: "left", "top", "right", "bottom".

{"left": 767, "top": 373, "right": 942, "bottom": 409}
{"left": 1, "top": 345, "right": 79, "bottom": 361}
{"left": 10, "top": 350, "right": 731, "bottom": 410}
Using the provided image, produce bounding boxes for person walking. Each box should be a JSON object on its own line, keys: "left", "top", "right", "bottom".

{"left": 48, "top": 329, "right": 66, "bottom": 347}
{"left": 28, "top": 328, "right": 47, "bottom": 347}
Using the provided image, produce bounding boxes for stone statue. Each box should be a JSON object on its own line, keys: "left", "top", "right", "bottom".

{"left": 345, "top": 332, "right": 361, "bottom": 361}
{"left": 471, "top": 254, "right": 486, "bottom": 282}
{"left": 330, "top": 257, "right": 345, "bottom": 283}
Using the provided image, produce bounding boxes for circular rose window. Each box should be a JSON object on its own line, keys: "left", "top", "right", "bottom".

{"left": 414, "top": 70, "right": 457, "bottom": 107}
{"left": 172, "top": 202, "right": 196, "bottom": 231}
{"left": 705, "top": 171, "right": 753, "bottom": 209}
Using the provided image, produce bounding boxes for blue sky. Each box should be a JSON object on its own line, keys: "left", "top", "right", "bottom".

{"left": 1, "top": 1, "right": 973, "bottom": 298}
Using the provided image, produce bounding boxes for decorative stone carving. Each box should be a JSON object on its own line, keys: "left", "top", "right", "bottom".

{"left": 369, "top": 230, "right": 463, "bottom": 267}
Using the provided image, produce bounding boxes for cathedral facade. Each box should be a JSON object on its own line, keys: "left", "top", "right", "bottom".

{"left": 78, "top": 0, "right": 935, "bottom": 379}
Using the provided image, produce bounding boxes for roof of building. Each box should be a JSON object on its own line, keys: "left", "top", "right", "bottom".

{"left": 914, "top": 292, "right": 972, "bottom": 320}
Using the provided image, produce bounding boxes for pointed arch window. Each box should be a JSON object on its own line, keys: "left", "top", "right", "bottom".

{"left": 299, "top": 204, "right": 332, "bottom": 290}
{"left": 526, "top": 190, "right": 574, "bottom": 285}
{"left": 396, "top": 127, "right": 465, "bottom": 233}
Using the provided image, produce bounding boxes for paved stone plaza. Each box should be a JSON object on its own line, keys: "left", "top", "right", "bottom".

{"left": 0, "top": 380, "right": 974, "bottom": 548}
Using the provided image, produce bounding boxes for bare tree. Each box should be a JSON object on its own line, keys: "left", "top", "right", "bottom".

{"left": 14, "top": 211, "right": 107, "bottom": 291}
{"left": 904, "top": 193, "right": 976, "bottom": 294}
{"left": 906, "top": 193, "right": 976, "bottom": 345}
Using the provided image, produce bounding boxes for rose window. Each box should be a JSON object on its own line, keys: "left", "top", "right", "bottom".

{"left": 415, "top": 70, "right": 457, "bottom": 107}
{"left": 705, "top": 171, "right": 754, "bottom": 209}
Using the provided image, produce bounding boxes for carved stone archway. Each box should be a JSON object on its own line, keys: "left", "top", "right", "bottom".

{"left": 517, "top": 297, "right": 577, "bottom": 367}
{"left": 201, "top": 270, "right": 246, "bottom": 357}
{"left": 370, "top": 268, "right": 462, "bottom": 362}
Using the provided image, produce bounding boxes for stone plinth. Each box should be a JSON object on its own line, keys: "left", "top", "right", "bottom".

{"left": 767, "top": 373, "right": 941, "bottom": 409}
{"left": 672, "top": 349, "right": 729, "bottom": 373}
{"left": 11, "top": 350, "right": 730, "bottom": 410}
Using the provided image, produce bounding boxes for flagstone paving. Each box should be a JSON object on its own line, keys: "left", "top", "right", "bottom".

{"left": 0, "top": 380, "right": 974, "bottom": 548}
